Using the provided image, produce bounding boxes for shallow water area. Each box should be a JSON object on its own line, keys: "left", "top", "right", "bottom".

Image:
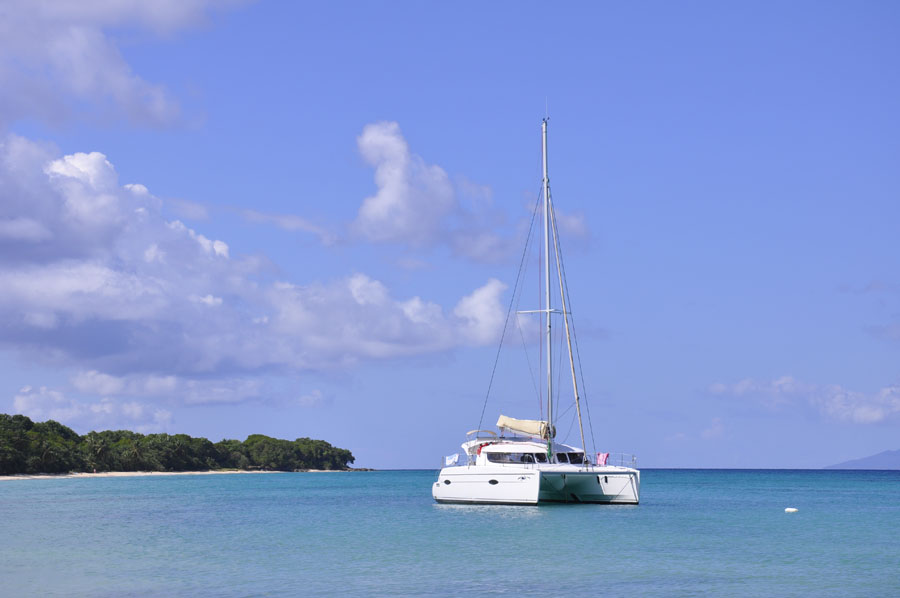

{"left": 1, "top": 469, "right": 898, "bottom": 597}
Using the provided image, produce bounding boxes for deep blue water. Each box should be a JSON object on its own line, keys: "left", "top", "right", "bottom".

{"left": 1, "top": 469, "right": 898, "bottom": 597}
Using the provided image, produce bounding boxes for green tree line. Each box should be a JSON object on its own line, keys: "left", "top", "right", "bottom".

{"left": 0, "top": 414, "right": 355, "bottom": 475}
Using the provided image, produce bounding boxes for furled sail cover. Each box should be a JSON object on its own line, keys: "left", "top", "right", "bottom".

{"left": 496, "top": 415, "right": 554, "bottom": 438}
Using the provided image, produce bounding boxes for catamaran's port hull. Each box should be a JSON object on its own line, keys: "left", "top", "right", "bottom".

{"left": 432, "top": 466, "right": 639, "bottom": 505}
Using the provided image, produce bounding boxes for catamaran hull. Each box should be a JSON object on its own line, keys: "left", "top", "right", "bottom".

{"left": 432, "top": 467, "right": 542, "bottom": 505}
{"left": 432, "top": 466, "right": 639, "bottom": 505}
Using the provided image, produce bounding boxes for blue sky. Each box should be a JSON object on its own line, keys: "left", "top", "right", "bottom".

{"left": 1, "top": 1, "right": 898, "bottom": 468}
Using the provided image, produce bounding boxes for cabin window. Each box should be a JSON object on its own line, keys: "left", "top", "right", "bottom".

{"left": 486, "top": 452, "right": 539, "bottom": 464}
{"left": 443, "top": 479, "right": 451, "bottom": 485}
{"left": 556, "top": 453, "right": 569, "bottom": 463}
{"left": 534, "top": 453, "right": 548, "bottom": 463}
{"left": 569, "top": 453, "right": 585, "bottom": 464}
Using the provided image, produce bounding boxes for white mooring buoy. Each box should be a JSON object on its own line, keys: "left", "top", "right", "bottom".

{"left": 785, "top": 507, "right": 799, "bottom": 513}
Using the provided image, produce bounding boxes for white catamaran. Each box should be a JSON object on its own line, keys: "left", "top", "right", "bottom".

{"left": 432, "top": 119, "right": 640, "bottom": 505}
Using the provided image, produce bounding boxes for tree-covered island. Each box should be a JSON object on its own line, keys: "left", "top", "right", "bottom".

{"left": 0, "top": 414, "right": 356, "bottom": 475}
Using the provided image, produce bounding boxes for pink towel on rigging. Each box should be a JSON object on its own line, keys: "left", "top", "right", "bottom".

{"left": 597, "top": 452, "right": 609, "bottom": 466}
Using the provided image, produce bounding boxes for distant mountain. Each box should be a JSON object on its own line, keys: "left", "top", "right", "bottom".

{"left": 825, "top": 449, "right": 900, "bottom": 470}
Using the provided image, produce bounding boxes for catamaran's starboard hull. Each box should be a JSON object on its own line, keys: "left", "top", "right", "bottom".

{"left": 432, "top": 466, "right": 639, "bottom": 505}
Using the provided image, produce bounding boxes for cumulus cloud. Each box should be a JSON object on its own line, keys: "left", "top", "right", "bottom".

{"left": 1, "top": 134, "right": 508, "bottom": 413}
{"left": 353, "top": 121, "right": 526, "bottom": 263}
{"left": 267, "top": 274, "right": 507, "bottom": 364}
{"left": 709, "top": 375, "right": 900, "bottom": 424}
{"left": 354, "top": 121, "right": 456, "bottom": 246}
{"left": 0, "top": 0, "right": 248, "bottom": 127}
{"left": 453, "top": 279, "right": 509, "bottom": 345}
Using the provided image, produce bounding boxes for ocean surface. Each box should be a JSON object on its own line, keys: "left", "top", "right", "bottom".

{"left": 1, "top": 469, "right": 898, "bottom": 597}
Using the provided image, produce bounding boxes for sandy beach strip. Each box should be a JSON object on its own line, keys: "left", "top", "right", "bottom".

{"left": 2, "top": 470, "right": 277, "bottom": 481}
{"left": 0, "top": 469, "right": 365, "bottom": 481}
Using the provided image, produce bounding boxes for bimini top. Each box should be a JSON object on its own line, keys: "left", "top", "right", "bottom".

{"left": 496, "top": 415, "right": 555, "bottom": 439}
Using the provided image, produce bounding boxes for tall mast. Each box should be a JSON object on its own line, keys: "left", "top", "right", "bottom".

{"left": 542, "top": 119, "right": 553, "bottom": 437}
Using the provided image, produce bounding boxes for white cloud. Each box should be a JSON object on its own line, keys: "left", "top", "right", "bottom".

{"left": 21, "top": 1, "right": 241, "bottom": 32}
{"left": 0, "top": 261, "right": 167, "bottom": 325}
{"left": 45, "top": 151, "right": 117, "bottom": 189}
{"left": 354, "top": 121, "right": 455, "bottom": 246}
{"left": 0, "top": 1, "right": 250, "bottom": 128}
{"left": 72, "top": 370, "right": 126, "bottom": 396}
{"left": 353, "top": 121, "right": 527, "bottom": 263}
{"left": 13, "top": 386, "right": 79, "bottom": 422}
{"left": 68, "top": 370, "right": 257, "bottom": 406}
{"left": 348, "top": 273, "right": 389, "bottom": 306}
{"left": 143, "top": 244, "right": 164, "bottom": 263}
{"left": 168, "top": 220, "right": 229, "bottom": 258}
{"left": 710, "top": 376, "right": 900, "bottom": 424}
{"left": 266, "top": 275, "right": 506, "bottom": 365}
{"left": 0, "top": 133, "right": 511, "bottom": 421}
{"left": 70, "top": 370, "right": 184, "bottom": 399}
{"left": 0, "top": 218, "right": 52, "bottom": 242}
{"left": 453, "top": 278, "right": 508, "bottom": 345}
{"left": 13, "top": 385, "right": 171, "bottom": 432}
{"left": 811, "top": 384, "right": 900, "bottom": 424}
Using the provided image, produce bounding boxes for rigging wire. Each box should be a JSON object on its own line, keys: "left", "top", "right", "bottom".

{"left": 518, "top": 188, "right": 544, "bottom": 415}
{"left": 547, "top": 188, "right": 580, "bottom": 449}
{"left": 511, "top": 209, "right": 541, "bottom": 408}
{"left": 551, "top": 202, "right": 599, "bottom": 456}
{"left": 477, "top": 185, "right": 544, "bottom": 432}
{"left": 563, "top": 408, "right": 577, "bottom": 443}
{"left": 553, "top": 308, "right": 564, "bottom": 430}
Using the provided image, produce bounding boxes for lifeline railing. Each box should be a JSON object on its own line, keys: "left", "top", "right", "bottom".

{"left": 603, "top": 453, "right": 638, "bottom": 467}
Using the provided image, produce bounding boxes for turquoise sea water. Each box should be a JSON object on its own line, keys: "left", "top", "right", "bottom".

{"left": 1, "top": 469, "right": 898, "bottom": 597}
